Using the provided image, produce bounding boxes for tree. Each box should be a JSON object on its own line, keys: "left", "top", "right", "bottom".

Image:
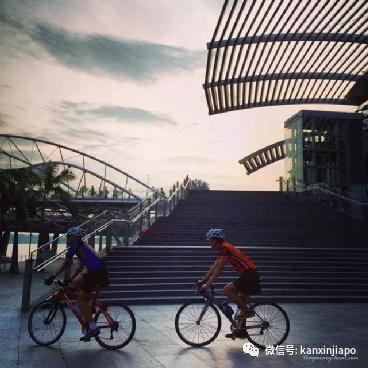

{"left": 191, "top": 179, "right": 210, "bottom": 190}
{"left": 0, "top": 171, "right": 12, "bottom": 265}
{"left": 0, "top": 168, "right": 39, "bottom": 272}
{"left": 34, "top": 163, "right": 76, "bottom": 265}
{"left": 78, "top": 185, "right": 88, "bottom": 198}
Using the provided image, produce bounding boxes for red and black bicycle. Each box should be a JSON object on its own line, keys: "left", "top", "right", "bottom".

{"left": 28, "top": 280, "right": 136, "bottom": 349}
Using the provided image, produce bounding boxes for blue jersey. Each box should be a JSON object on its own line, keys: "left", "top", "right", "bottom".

{"left": 66, "top": 241, "right": 103, "bottom": 271}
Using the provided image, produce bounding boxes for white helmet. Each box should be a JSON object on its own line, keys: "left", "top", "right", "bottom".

{"left": 67, "top": 227, "right": 86, "bottom": 237}
{"left": 206, "top": 229, "right": 225, "bottom": 239}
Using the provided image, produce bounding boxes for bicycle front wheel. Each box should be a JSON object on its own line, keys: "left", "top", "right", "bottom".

{"left": 95, "top": 302, "right": 136, "bottom": 350}
{"left": 245, "top": 302, "right": 290, "bottom": 349}
{"left": 175, "top": 300, "right": 221, "bottom": 347}
{"left": 28, "top": 300, "right": 66, "bottom": 346}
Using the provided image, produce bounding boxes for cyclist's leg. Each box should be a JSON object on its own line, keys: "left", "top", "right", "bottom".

{"left": 223, "top": 283, "right": 250, "bottom": 338}
{"left": 238, "top": 292, "right": 250, "bottom": 306}
{"left": 78, "top": 290, "right": 93, "bottom": 322}
{"left": 79, "top": 272, "right": 100, "bottom": 340}
{"left": 79, "top": 272, "right": 100, "bottom": 321}
{"left": 233, "top": 271, "right": 260, "bottom": 318}
{"left": 72, "top": 274, "right": 84, "bottom": 292}
{"left": 223, "top": 282, "right": 249, "bottom": 311}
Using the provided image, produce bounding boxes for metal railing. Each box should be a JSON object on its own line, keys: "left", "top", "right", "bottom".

{"left": 280, "top": 177, "right": 368, "bottom": 219}
{"left": 31, "top": 210, "right": 110, "bottom": 265}
{"left": 21, "top": 176, "right": 192, "bottom": 310}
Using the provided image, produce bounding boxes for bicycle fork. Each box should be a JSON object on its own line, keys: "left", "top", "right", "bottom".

{"left": 196, "top": 301, "right": 210, "bottom": 325}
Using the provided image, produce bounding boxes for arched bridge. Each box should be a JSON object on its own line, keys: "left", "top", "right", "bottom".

{"left": 0, "top": 134, "right": 154, "bottom": 200}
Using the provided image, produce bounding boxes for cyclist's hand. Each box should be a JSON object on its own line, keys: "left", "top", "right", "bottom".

{"left": 200, "top": 283, "right": 210, "bottom": 293}
{"left": 44, "top": 275, "right": 55, "bottom": 286}
{"left": 63, "top": 278, "right": 72, "bottom": 286}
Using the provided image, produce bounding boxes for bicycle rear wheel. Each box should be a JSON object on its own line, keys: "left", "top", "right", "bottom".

{"left": 28, "top": 300, "right": 66, "bottom": 346}
{"left": 175, "top": 300, "right": 221, "bottom": 347}
{"left": 95, "top": 302, "right": 136, "bottom": 350}
{"left": 245, "top": 302, "right": 290, "bottom": 349}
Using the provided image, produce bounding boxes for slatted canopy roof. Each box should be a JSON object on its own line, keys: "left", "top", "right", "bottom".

{"left": 204, "top": 0, "right": 368, "bottom": 115}
{"left": 238, "top": 140, "right": 286, "bottom": 175}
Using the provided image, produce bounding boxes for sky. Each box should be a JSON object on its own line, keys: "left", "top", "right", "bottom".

{"left": 0, "top": 0, "right": 357, "bottom": 194}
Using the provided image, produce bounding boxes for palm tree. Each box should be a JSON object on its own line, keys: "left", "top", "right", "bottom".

{"left": 35, "top": 163, "right": 76, "bottom": 264}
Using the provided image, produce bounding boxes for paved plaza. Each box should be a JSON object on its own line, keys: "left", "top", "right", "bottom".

{"left": 1, "top": 274, "right": 367, "bottom": 368}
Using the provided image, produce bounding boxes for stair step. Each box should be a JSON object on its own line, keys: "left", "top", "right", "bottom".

{"left": 96, "top": 295, "right": 368, "bottom": 305}
{"left": 106, "top": 282, "right": 368, "bottom": 291}
{"left": 101, "top": 190, "right": 368, "bottom": 304}
{"left": 99, "top": 288, "right": 368, "bottom": 298}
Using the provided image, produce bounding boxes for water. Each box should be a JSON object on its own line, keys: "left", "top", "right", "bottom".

{"left": 6, "top": 244, "right": 68, "bottom": 260}
{"left": 4, "top": 232, "right": 108, "bottom": 261}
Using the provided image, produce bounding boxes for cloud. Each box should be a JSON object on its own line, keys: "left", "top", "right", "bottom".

{"left": 0, "top": 113, "right": 10, "bottom": 127}
{"left": 15, "top": 132, "right": 59, "bottom": 143}
{"left": 0, "top": 11, "right": 25, "bottom": 31}
{"left": 57, "top": 101, "right": 176, "bottom": 126}
{"left": 184, "top": 123, "right": 199, "bottom": 129}
{"left": 1, "top": 11, "right": 206, "bottom": 82}
{"left": 17, "top": 126, "right": 113, "bottom": 147}
{"left": 168, "top": 156, "right": 217, "bottom": 164}
{"left": 32, "top": 23, "right": 205, "bottom": 81}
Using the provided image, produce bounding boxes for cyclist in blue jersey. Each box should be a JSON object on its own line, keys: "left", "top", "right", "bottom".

{"left": 45, "top": 227, "right": 109, "bottom": 341}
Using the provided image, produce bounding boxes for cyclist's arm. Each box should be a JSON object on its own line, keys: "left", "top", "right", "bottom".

{"left": 206, "top": 257, "right": 228, "bottom": 287}
{"left": 201, "top": 260, "right": 219, "bottom": 283}
{"left": 53, "top": 242, "right": 76, "bottom": 278}
{"left": 72, "top": 262, "right": 84, "bottom": 280}
{"left": 54, "top": 258, "right": 73, "bottom": 278}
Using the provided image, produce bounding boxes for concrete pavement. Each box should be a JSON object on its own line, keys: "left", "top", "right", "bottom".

{"left": 1, "top": 274, "right": 367, "bottom": 368}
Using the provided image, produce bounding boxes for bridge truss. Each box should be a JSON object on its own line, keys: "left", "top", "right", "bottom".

{"left": 0, "top": 134, "right": 154, "bottom": 200}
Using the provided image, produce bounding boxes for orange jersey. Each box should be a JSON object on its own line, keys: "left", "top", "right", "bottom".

{"left": 217, "top": 242, "right": 256, "bottom": 275}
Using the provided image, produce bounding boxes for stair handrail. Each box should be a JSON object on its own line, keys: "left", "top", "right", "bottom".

{"left": 32, "top": 177, "right": 191, "bottom": 274}
{"left": 32, "top": 217, "right": 130, "bottom": 272}
{"left": 286, "top": 180, "right": 368, "bottom": 206}
{"left": 128, "top": 190, "right": 157, "bottom": 218}
{"left": 30, "top": 210, "right": 110, "bottom": 259}
{"left": 166, "top": 177, "right": 192, "bottom": 202}
{"left": 305, "top": 183, "right": 368, "bottom": 205}
{"left": 130, "top": 196, "right": 161, "bottom": 223}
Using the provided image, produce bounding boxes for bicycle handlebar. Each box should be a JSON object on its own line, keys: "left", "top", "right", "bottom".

{"left": 44, "top": 277, "right": 71, "bottom": 289}
{"left": 193, "top": 280, "right": 215, "bottom": 297}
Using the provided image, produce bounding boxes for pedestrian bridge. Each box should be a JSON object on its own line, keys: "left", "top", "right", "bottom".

{"left": 0, "top": 134, "right": 153, "bottom": 200}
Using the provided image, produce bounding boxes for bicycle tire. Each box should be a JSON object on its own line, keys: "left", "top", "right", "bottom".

{"left": 28, "top": 300, "right": 66, "bottom": 346}
{"left": 94, "top": 302, "right": 136, "bottom": 350}
{"left": 175, "top": 300, "right": 222, "bottom": 347}
{"left": 245, "top": 302, "right": 290, "bottom": 349}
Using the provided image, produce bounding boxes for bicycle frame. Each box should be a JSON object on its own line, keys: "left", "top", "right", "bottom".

{"left": 199, "top": 287, "right": 265, "bottom": 333}
{"left": 48, "top": 287, "right": 115, "bottom": 331}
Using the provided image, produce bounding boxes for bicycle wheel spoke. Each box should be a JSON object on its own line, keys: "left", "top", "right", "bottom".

{"left": 245, "top": 302, "right": 290, "bottom": 349}
{"left": 28, "top": 301, "right": 66, "bottom": 346}
{"left": 95, "top": 303, "right": 136, "bottom": 349}
{"left": 175, "top": 301, "right": 221, "bottom": 347}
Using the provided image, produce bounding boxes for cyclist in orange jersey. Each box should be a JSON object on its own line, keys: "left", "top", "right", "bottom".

{"left": 199, "top": 229, "right": 261, "bottom": 319}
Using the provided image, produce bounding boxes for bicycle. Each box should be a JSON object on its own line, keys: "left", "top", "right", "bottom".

{"left": 175, "top": 282, "right": 290, "bottom": 349}
{"left": 28, "top": 280, "right": 136, "bottom": 349}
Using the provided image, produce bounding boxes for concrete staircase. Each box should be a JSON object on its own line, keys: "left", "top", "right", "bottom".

{"left": 101, "top": 190, "right": 368, "bottom": 304}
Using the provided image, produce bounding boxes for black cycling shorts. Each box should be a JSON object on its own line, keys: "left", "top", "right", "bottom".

{"left": 233, "top": 268, "right": 261, "bottom": 295}
{"left": 82, "top": 269, "right": 110, "bottom": 294}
